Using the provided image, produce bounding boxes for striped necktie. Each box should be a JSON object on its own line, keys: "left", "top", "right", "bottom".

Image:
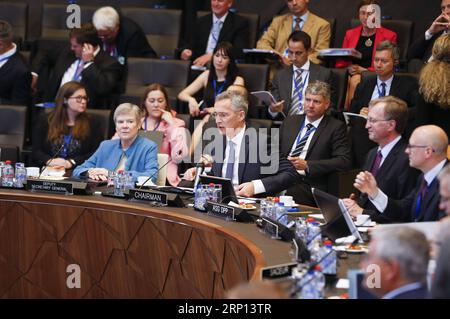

{"left": 290, "top": 123, "right": 315, "bottom": 157}
{"left": 289, "top": 69, "right": 303, "bottom": 116}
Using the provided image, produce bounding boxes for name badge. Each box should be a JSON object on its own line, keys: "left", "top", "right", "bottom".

{"left": 27, "top": 180, "right": 73, "bottom": 195}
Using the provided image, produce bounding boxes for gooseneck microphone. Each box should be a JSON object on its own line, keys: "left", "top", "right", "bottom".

{"left": 38, "top": 143, "right": 66, "bottom": 179}
{"left": 137, "top": 150, "right": 182, "bottom": 190}
{"left": 193, "top": 162, "right": 205, "bottom": 190}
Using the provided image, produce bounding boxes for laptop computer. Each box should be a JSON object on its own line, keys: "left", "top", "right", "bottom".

{"left": 311, "top": 188, "right": 364, "bottom": 242}
{"left": 199, "top": 175, "right": 239, "bottom": 204}
{"left": 139, "top": 130, "right": 164, "bottom": 152}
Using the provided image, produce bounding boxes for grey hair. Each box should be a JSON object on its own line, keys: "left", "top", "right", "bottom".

{"left": 376, "top": 40, "right": 400, "bottom": 61}
{"left": 305, "top": 81, "right": 331, "bottom": 101}
{"left": 372, "top": 227, "right": 430, "bottom": 283}
{"left": 215, "top": 90, "right": 248, "bottom": 115}
{"left": 93, "top": 6, "right": 120, "bottom": 30}
{"left": 113, "top": 103, "right": 143, "bottom": 123}
{"left": 0, "top": 20, "right": 13, "bottom": 42}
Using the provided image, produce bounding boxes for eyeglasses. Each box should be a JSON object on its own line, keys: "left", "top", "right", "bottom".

{"left": 366, "top": 117, "right": 392, "bottom": 124}
{"left": 68, "top": 96, "right": 89, "bottom": 103}
{"left": 406, "top": 144, "right": 435, "bottom": 152}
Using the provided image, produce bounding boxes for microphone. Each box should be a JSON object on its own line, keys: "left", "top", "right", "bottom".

{"left": 38, "top": 143, "right": 66, "bottom": 179}
{"left": 138, "top": 150, "right": 182, "bottom": 190}
{"left": 193, "top": 162, "right": 205, "bottom": 190}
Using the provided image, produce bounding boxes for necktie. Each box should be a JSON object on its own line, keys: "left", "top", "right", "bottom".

{"left": 379, "top": 82, "right": 386, "bottom": 97}
{"left": 289, "top": 69, "right": 304, "bottom": 116}
{"left": 370, "top": 150, "right": 383, "bottom": 176}
{"left": 294, "top": 17, "right": 302, "bottom": 31}
{"left": 290, "top": 123, "right": 315, "bottom": 157}
{"left": 225, "top": 140, "right": 235, "bottom": 180}
{"left": 73, "top": 59, "right": 84, "bottom": 81}
{"left": 207, "top": 20, "right": 223, "bottom": 53}
{"left": 415, "top": 176, "right": 428, "bottom": 221}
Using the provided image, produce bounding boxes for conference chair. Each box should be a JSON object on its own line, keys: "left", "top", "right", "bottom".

{"left": 0, "top": 105, "right": 27, "bottom": 162}
{"left": 0, "top": 2, "right": 28, "bottom": 49}
{"left": 86, "top": 109, "right": 111, "bottom": 140}
{"left": 237, "top": 63, "right": 270, "bottom": 118}
{"left": 121, "top": 7, "right": 182, "bottom": 58}
{"left": 330, "top": 68, "right": 349, "bottom": 111}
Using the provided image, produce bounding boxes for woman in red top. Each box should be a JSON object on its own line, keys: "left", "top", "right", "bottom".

{"left": 336, "top": 0, "right": 397, "bottom": 108}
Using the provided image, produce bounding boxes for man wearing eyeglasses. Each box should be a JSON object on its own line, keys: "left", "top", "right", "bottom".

{"left": 32, "top": 24, "right": 123, "bottom": 109}
{"left": 343, "top": 96, "right": 420, "bottom": 223}
{"left": 352, "top": 124, "right": 448, "bottom": 222}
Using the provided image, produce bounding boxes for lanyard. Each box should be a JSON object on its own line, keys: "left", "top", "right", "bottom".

{"left": 213, "top": 79, "right": 227, "bottom": 99}
{"left": 295, "top": 121, "right": 316, "bottom": 145}
{"left": 61, "top": 134, "right": 73, "bottom": 159}
{"left": 144, "top": 117, "right": 160, "bottom": 131}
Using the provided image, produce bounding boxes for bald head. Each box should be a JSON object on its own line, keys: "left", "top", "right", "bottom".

{"left": 412, "top": 125, "right": 448, "bottom": 155}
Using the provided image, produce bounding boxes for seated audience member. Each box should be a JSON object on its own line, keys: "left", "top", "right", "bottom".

{"left": 32, "top": 24, "right": 123, "bottom": 109}
{"left": 348, "top": 41, "right": 418, "bottom": 167}
{"left": 178, "top": 0, "right": 248, "bottom": 67}
{"left": 139, "top": 83, "right": 188, "bottom": 186}
{"left": 178, "top": 41, "right": 244, "bottom": 117}
{"left": 353, "top": 125, "right": 448, "bottom": 223}
{"left": 343, "top": 96, "right": 420, "bottom": 223}
{"left": 31, "top": 81, "right": 103, "bottom": 170}
{"left": 184, "top": 91, "right": 296, "bottom": 196}
{"left": 268, "top": 31, "right": 335, "bottom": 120}
{"left": 92, "top": 6, "right": 157, "bottom": 62}
{"left": 0, "top": 20, "right": 31, "bottom": 106}
{"left": 414, "top": 34, "right": 450, "bottom": 138}
{"left": 362, "top": 227, "right": 430, "bottom": 299}
{"left": 244, "top": 81, "right": 351, "bottom": 205}
{"left": 73, "top": 103, "right": 158, "bottom": 182}
{"left": 226, "top": 281, "right": 289, "bottom": 299}
{"left": 256, "top": 0, "right": 330, "bottom": 65}
{"left": 407, "top": 0, "right": 450, "bottom": 65}
{"left": 336, "top": 0, "right": 397, "bottom": 108}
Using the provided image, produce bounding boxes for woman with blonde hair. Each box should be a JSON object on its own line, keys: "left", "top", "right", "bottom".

{"left": 415, "top": 34, "right": 450, "bottom": 137}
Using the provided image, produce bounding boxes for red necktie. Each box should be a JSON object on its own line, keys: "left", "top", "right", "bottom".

{"left": 370, "top": 150, "right": 382, "bottom": 176}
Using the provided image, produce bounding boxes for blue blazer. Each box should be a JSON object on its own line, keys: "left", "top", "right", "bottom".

{"left": 72, "top": 135, "right": 158, "bottom": 182}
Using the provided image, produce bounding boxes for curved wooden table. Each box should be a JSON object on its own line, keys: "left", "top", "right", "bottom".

{"left": 0, "top": 189, "right": 292, "bottom": 298}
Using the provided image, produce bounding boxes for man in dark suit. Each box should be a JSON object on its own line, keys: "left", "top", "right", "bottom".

{"left": 268, "top": 31, "right": 335, "bottom": 121}
{"left": 179, "top": 0, "right": 249, "bottom": 67}
{"left": 184, "top": 90, "right": 296, "bottom": 196}
{"left": 33, "top": 24, "right": 123, "bottom": 110}
{"left": 0, "top": 20, "right": 31, "bottom": 106}
{"left": 92, "top": 6, "right": 157, "bottom": 63}
{"left": 343, "top": 96, "right": 420, "bottom": 223}
{"left": 354, "top": 125, "right": 448, "bottom": 223}
{"left": 407, "top": 0, "right": 450, "bottom": 64}
{"left": 349, "top": 41, "right": 418, "bottom": 168}
{"left": 260, "top": 81, "right": 351, "bottom": 206}
{"left": 363, "top": 227, "right": 430, "bottom": 299}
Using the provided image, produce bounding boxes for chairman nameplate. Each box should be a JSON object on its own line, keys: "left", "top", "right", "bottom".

{"left": 129, "top": 189, "right": 168, "bottom": 206}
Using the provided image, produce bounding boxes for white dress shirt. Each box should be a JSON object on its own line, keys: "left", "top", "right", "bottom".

{"left": 370, "top": 74, "right": 394, "bottom": 101}
{"left": 0, "top": 43, "right": 17, "bottom": 68}
{"left": 60, "top": 46, "right": 100, "bottom": 87}
{"left": 206, "top": 12, "right": 228, "bottom": 54}
{"left": 221, "top": 125, "right": 246, "bottom": 186}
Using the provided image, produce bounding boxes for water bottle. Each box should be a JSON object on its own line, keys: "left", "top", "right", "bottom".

{"left": 14, "top": 162, "right": 27, "bottom": 188}
{"left": 307, "top": 221, "right": 322, "bottom": 250}
{"left": 123, "top": 171, "right": 135, "bottom": 191}
{"left": 299, "top": 269, "right": 317, "bottom": 299}
{"left": 114, "top": 170, "right": 124, "bottom": 196}
{"left": 295, "top": 217, "right": 308, "bottom": 244}
{"left": 313, "top": 265, "right": 326, "bottom": 299}
{"left": 320, "top": 240, "right": 337, "bottom": 276}
{"left": 1, "top": 160, "right": 14, "bottom": 187}
{"left": 275, "top": 202, "right": 288, "bottom": 225}
{"left": 213, "top": 184, "right": 222, "bottom": 203}
{"left": 194, "top": 184, "right": 207, "bottom": 211}
{"left": 0, "top": 161, "right": 5, "bottom": 182}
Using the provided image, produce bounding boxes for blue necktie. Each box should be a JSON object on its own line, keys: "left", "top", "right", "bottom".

{"left": 379, "top": 82, "right": 386, "bottom": 97}
{"left": 207, "top": 20, "right": 223, "bottom": 53}
{"left": 414, "top": 177, "right": 428, "bottom": 221}
{"left": 225, "top": 140, "right": 235, "bottom": 180}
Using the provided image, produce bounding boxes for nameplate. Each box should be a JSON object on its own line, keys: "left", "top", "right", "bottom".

{"left": 27, "top": 180, "right": 73, "bottom": 195}
{"left": 129, "top": 189, "right": 168, "bottom": 206}
{"left": 261, "top": 262, "right": 298, "bottom": 280}
{"left": 206, "top": 201, "right": 235, "bottom": 221}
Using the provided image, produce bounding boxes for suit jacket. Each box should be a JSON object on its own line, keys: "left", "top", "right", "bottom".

{"left": 268, "top": 62, "right": 336, "bottom": 120}
{"left": 358, "top": 139, "right": 421, "bottom": 223}
{"left": 209, "top": 128, "right": 297, "bottom": 195}
{"left": 336, "top": 25, "right": 397, "bottom": 71}
{"left": 256, "top": 12, "right": 330, "bottom": 64}
{"left": 279, "top": 115, "right": 352, "bottom": 204}
{"left": 386, "top": 284, "right": 429, "bottom": 299}
{"left": 348, "top": 73, "right": 418, "bottom": 168}
{"left": 181, "top": 11, "right": 249, "bottom": 60}
{"left": 407, "top": 31, "right": 444, "bottom": 62}
{"left": 115, "top": 16, "right": 157, "bottom": 59}
{"left": 349, "top": 74, "right": 418, "bottom": 113}
{"left": 383, "top": 161, "right": 448, "bottom": 223}
{"left": 0, "top": 51, "right": 31, "bottom": 106}
{"left": 414, "top": 93, "right": 450, "bottom": 140}
{"left": 35, "top": 46, "right": 123, "bottom": 109}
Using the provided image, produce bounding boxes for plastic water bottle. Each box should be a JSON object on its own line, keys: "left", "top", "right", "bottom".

{"left": 1, "top": 160, "right": 14, "bottom": 187}
{"left": 123, "top": 171, "right": 135, "bottom": 191}
{"left": 313, "top": 265, "right": 326, "bottom": 299}
{"left": 114, "top": 170, "right": 124, "bottom": 196}
{"left": 320, "top": 240, "right": 337, "bottom": 276}
{"left": 295, "top": 217, "right": 308, "bottom": 244}
{"left": 14, "top": 162, "right": 27, "bottom": 188}
{"left": 194, "top": 184, "right": 207, "bottom": 211}
{"left": 0, "top": 161, "right": 5, "bottom": 182}
{"left": 299, "top": 269, "right": 317, "bottom": 299}
{"left": 307, "top": 221, "right": 322, "bottom": 250}
{"left": 275, "top": 202, "right": 288, "bottom": 225}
